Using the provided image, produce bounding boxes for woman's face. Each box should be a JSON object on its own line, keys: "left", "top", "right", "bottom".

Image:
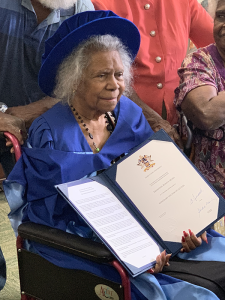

{"left": 214, "top": 1, "right": 225, "bottom": 52}
{"left": 74, "top": 50, "right": 125, "bottom": 116}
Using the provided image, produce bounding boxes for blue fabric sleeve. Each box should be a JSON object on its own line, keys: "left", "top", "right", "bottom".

{"left": 28, "top": 117, "right": 54, "bottom": 149}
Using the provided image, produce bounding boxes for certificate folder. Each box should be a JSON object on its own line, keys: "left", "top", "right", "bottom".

{"left": 56, "top": 129, "right": 225, "bottom": 277}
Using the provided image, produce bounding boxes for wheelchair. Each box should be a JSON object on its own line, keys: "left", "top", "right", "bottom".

{"left": 4, "top": 132, "right": 134, "bottom": 300}
{"left": 5, "top": 120, "right": 221, "bottom": 300}
{"left": 17, "top": 222, "right": 131, "bottom": 300}
{"left": 2, "top": 120, "right": 195, "bottom": 300}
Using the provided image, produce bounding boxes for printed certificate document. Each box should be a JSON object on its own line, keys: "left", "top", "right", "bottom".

{"left": 115, "top": 140, "right": 219, "bottom": 243}
{"left": 56, "top": 130, "right": 225, "bottom": 277}
{"left": 65, "top": 180, "right": 161, "bottom": 276}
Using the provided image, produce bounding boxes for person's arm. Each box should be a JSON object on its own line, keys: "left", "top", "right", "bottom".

{"left": 6, "top": 96, "right": 60, "bottom": 128}
{"left": 181, "top": 85, "right": 225, "bottom": 130}
{"left": 2, "top": 96, "right": 59, "bottom": 145}
{"left": 174, "top": 47, "right": 222, "bottom": 130}
{"left": 0, "top": 113, "right": 26, "bottom": 144}
{"left": 129, "top": 90, "right": 183, "bottom": 149}
{"left": 189, "top": 0, "right": 214, "bottom": 48}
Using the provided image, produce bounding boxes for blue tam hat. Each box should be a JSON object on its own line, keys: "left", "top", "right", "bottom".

{"left": 38, "top": 10, "right": 140, "bottom": 97}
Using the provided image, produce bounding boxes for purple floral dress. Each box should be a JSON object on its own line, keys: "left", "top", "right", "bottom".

{"left": 175, "top": 44, "right": 225, "bottom": 197}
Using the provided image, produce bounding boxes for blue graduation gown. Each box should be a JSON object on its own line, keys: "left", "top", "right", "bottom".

{"left": 4, "top": 96, "right": 225, "bottom": 299}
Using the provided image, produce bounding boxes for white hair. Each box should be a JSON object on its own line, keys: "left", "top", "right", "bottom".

{"left": 38, "top": 0, "right": 77, "bottom": 10}
{"left": 53, "top": 35, "right": 134, "bottom": 104}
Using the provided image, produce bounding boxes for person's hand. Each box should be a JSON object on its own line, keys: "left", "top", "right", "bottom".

{"left": 147, "top": 250, "right": 172, "bottom": 274}
{"left": 150, "top": 119, "right": 184, "bottom": 150}
{"left": 180, "top": 230, "right": 208, "bottom": 253}
{"left": 0, "top": 112, "right": 27, "bottom": 145}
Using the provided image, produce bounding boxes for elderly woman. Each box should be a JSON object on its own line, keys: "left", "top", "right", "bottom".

{"left": 4, "top": 10, "right": 225, "bottom": 300}
{"left": 175, "top": 0, "right": 225, "bottom": 198}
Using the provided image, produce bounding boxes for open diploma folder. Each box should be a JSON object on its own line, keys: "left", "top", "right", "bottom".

{"left": 56, "top": 130, "right": 225, "bottom": 277}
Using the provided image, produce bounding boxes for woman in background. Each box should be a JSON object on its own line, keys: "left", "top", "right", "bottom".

{"left": 175, "top": 0, "right": 225, "bottom": 199}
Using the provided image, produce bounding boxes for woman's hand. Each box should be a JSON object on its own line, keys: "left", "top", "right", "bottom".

{"left": 180, "top": 230, "right": 208, "bottom": 253}
{"left": 148, "top": 250, "right": 172, "bottom": 274}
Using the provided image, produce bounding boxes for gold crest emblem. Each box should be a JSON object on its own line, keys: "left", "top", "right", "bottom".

{"left": 137, "top": 155, "right": 155, "bottom": 172}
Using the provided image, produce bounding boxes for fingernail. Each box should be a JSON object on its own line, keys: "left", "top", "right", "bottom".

{"left": 183, "top": 231, "right": 188, "bottom": 237}
{"left": 188, "top": 229, "right": 193, "bottom": 236}
{"left": 205, "top": 236, "right": 208, "bottom": 244}
{"left": 147, "top": 268, "right": 154, "bottom": 274}
{"left": 182, "top": 236, "right": 185, "bottom": 242}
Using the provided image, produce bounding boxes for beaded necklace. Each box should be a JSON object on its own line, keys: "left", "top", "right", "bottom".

{"left": 70, "top": 104, "right": 116, "bottom": 152}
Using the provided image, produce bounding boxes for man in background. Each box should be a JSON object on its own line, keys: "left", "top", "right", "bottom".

{"left": 0, "top": 0, "right": 94, "bottom": 174}
{"left": 0, "top": 0, "right": 94, "bottom": 292}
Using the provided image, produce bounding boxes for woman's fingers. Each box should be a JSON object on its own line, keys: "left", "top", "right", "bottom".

{"left": 153, "top": 252, "right": 164, "bottom": 273}
{"left": 181, "top": 230, "right": 207, "bottom": 252}
{"left": 189, "top": 230, "right": 202, "bottom": 247}
{"left": 181, "top": 234, "right": 195, "bottom": 252}
{"left": 200, "top": 231, "right": 208, "bottom": 244}
{"left": 182, "top": 230, "right": 198, "bottom": 252}
{"left": 165, "top": 253, "right": 172, "bottom": 266}
{"left": 149, "top": 250, "right": 171, "bottom": 274}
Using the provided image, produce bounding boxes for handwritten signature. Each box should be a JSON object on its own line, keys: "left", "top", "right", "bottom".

{"left": 190, "top": 188, "right": 203, "bottom": 205}
{"left": 198, "top": 198, "right": 215, "bottom": 217}
{"left": 190, "top": 189, "right": 216, "bottom": 217}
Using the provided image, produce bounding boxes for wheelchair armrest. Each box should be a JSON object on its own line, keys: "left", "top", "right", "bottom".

{"left": 3, "top": 132, "right": 22, "bottom": 161}
{"left": 18, "top": 222, "right": 114, "bottom": 263}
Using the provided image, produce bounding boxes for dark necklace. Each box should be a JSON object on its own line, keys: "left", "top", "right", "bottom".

{"left": 70, "top": 105, "right": 116, "bottom": 152}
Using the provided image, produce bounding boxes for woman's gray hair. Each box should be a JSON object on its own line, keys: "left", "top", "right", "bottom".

{"left": 53, "top": 34, "right": 134, "bottom": 103}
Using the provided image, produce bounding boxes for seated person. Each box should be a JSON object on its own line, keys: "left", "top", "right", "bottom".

{"left": 4, "top": 10, "right": 225, "bottom": 300}
{"left": 175, "top": 0, "right": 225, "bottom": 199}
